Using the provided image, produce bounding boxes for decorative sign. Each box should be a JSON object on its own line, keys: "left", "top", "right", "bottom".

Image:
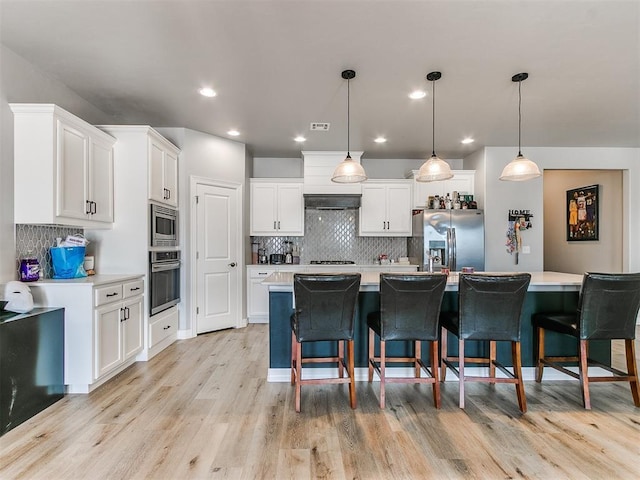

{"left": 566, "top": 185, "right": 598, "bottom": 241}
{"left": 506, "top": 209, "right": 534, "bottom": 265}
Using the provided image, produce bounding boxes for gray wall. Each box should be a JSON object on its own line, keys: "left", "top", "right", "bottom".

{"left": 543, "top": 170, "right": 623, "bottom": 274}
{"left": 0, "top": 45, "right": 114, "bottom": 283}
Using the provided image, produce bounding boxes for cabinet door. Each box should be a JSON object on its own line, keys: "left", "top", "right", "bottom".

{"left": 248, "top": 277, "right": 270, "bottom": 320}
{"left": 122, "top": 296, "right": 143, "bottom": 360}
{"left": 87, "top": 137, "right": 114, "bottom": 223}
{"left": 163, "top": 150, "right": 178, "bottom": 207}
{"left": 148, "top": 140, "right": 166, "bottom": 203}
{"left": 447, "top": 171, "right": 475, "bottom": 196}
{"left": 250, "top": 183, "right": 278, "bottom": 235}
{"left": 57, "top": 120, "right": 89, "bottom": 220}
{"left": 359, "top": 184, "right": 388, "bottom": 235}
{"left": 276, "top": 183, "right": 304, "bottom": 236}
{"left": 95, "top": 304, "right": 123, "bottom": 379}
{"left": 386, "top": 184, "right": 412, "bottom": 235}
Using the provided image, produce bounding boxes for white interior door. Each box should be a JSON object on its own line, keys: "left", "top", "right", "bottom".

{"left": 195, "top": 183, "right": 239, "bottom": 334}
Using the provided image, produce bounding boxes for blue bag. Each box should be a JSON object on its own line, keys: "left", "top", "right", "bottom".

{"left": 50, "top": 246, "right": 87, "bottom": 279}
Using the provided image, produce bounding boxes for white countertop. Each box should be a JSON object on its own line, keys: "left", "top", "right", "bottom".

{"left": 27, "top": 273, "right": 144, "bottom": 287}
{"left": 263, "top": 271, "right": 583, "bottom": 292}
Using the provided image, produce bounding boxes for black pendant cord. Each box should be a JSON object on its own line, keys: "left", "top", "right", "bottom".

{"left": 517, "top": 79, "right": 522, "bottom": 157}
{"left": 347, "top": 77, "right": 351, "bottom": 158}
{"left": 431, "top": 78, "right": 436, "bottom": 157}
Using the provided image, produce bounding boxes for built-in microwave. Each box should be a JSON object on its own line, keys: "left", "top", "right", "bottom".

{"left": 150, "top": 204, "right": 178, "bottom": 247}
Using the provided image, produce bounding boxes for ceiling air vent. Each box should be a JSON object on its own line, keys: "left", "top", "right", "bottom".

{"left": 310, "top": 122, "right": 330, "bottom": 131}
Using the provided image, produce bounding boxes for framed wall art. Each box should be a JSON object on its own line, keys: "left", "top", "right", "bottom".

{"left": 567, "top": 184, "right": 598, "bottom": 241}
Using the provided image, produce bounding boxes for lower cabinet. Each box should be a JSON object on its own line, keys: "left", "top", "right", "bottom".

{"left": 247, "top": 267, "right": 277, "bottom": 323}
{"left": 30, "top": 275, "right": 144, "bottom": 394}
{"left": 149, "top": 306, "right": 178, "bottom": 349}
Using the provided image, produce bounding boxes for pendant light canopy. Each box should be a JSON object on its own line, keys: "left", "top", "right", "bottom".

{"left": 416, "top": 71, "right": 453, "bottom": 183}
{"left": 499, "top": 73, "right": 542, "bottom": 181}
{"left": 332, "top": 69, "right": 367, "bottom": 183}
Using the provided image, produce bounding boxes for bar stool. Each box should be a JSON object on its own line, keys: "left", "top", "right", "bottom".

{"left": 367, "top": 273, "right": 447, "bottom": 408}
{"left": 532, "top": 272, "right": 640, "bottom": 409}
{"left": 440, "top": 273, "right": 531, "bottom": 412}
{"left": 290, "top": 273, "right": 361, "bottom": 413}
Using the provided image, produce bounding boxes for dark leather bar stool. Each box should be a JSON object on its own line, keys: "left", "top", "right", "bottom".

{"left": 290, "top": 273, "right": 361, "bottom": 413}
{"left": 367, "top": 273, "right": 447, "bottom": 408}
{"left": 440, "top": 273, "right": 531, "bottom": 412}
{"left": 532, "top": 272, "right": 640, "bottom": 409}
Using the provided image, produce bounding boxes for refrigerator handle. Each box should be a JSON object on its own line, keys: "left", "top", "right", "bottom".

{"left": 446, "top": 227, "right": 452, "bottom": 270}
{"left": 451, "top": 227, "right": 457, "bottom": 271}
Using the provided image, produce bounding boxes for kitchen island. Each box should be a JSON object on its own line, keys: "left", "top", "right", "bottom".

{"left": 263, "top": 271, "right": 609, "bottom": 382}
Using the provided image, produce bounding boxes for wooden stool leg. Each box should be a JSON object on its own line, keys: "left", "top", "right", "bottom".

{"left": 440, "top": 327, "right": 448, "bottom": 382}
{"left": 579, "top": 339, "right": 591, "bottom": 409}
{"left": 415, "top": 340, "right": 422, "bottom": 378}
{"left": 379, "top": 340, "right": 386, "bottom": 408}
{"left": 338, "top": 340, "right": 344, "bottom": 378}
{"left": 291, "top": 331, "right": 296, "bottom": 385}
{"left": 535, "top": 326, "right": 545, "bottom": 383}
{"left": 489, "top": 340, "right": 497, "bottom": 384}
{"left": 295, "top": 339, "right": 302, "bottom": 413}
{"left": 347, "top": 339, "right": 356, "bottom": 409}
{"left": 431, "top": 340, "right": 441, "bottom": 409}
{"left": 368, "top": 328, "right": 374, "bottom": 382}
{"left": 625, "top": 339, "right": 640, "bottom": 407}
{"left": 459, "top": 338, "right": 465, "bottom": 409}
{"left": 512, "top": 341, "right": 527, "bottom": 413}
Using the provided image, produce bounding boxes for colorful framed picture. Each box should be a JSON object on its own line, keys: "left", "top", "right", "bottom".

{"left": 567, "top": 185, "right": 598, "bottom": 241}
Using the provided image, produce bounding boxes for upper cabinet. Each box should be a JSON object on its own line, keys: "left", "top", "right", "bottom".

{"left": 409, "top": 170, "right": 475, "bottom": 208}
{"left": 148, "top": 136, "right": 179, "bottom": 207}
{"left": 359, "top": 180, "right": 412, "bottom": 237}
{"left": 11, "top": 104, "right": 116, "bottom": 227}
{"left": 250, "top": 179, "right": 304, "bottom": 236}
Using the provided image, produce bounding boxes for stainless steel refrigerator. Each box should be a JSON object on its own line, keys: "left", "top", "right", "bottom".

{"left": 408, "top": 209, "right": 485, "bottom": 272}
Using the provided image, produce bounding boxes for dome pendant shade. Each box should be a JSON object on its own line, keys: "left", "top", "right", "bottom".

{"left": 416, "top": 153, "right": 453, "bottom": 182}
{"left": 331, "top": 154, "right": 367, "bottom": 183}
{"left": 331, "top": 69, "right": 367, "bottom": 183}
{"left": 416, "top": 71, "right": 452, "bottom": 183}
{"left": 500, "top": 72, "right": 542, "bottom": 182}
{"left": 499, "top": 154, "right": 542, "bottom": 181}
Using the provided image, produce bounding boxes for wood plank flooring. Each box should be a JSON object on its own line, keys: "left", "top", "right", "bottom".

{"left": 1, "top": 324, "right": 639, "bottom": 480}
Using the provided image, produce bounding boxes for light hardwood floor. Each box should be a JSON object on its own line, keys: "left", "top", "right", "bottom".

{"left": 1, "top": 324, "right": 639, "bottom": 480}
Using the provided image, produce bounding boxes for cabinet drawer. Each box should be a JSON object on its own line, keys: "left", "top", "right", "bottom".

{"left": 95, "top": 284, "right": 123, "bottom": 307}
{"left": 150, "top": 308, "right": 178, "bottom": 347}
{"left": 123, "top": 279, "right": 144, "bottom": 298}
{"left": 250, "top": 268, "right": 276, "bottom": 279}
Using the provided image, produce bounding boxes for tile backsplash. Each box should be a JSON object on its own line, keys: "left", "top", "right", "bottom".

{"left": 16, "top": 225, "right": 84, "bottom": 279}
{"left": 253, "top": 210, "right": 407, "bottom": 264}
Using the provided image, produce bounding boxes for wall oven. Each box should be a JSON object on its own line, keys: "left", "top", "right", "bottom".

{"left": 150, "top": 204, "right": 178, "bottom": 247}
{"left": 149, "top": 250, "right": 181, "bottom": 316}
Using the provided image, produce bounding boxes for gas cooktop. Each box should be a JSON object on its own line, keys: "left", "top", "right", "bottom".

{"left": 310, "top": 260, "right": 355, "bottom": 265}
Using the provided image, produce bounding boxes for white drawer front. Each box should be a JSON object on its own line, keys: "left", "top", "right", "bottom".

{"left": 95, "top": 284, "right": 123, "bottom": 307}
{"left": 250, "top": 268, "right": 276, "bottom": 279}
{"left": 123, "top": 279, "right": 144, "bottom": 299}
{"left": 150, "top": 309, "right": 178, "bottom": 347}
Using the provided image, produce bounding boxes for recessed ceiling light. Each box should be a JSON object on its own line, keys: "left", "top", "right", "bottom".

{"left": 227, "top": 129, "right": 240, "bottom": 136}
{"left": 409, "top": 90, "right": 427, "bottom": 99}
{"left": 461, "top": 137, "right": 475, "bottom": 144}
{"left": 374, "top": 137, "right": 387, "bottom": 143}
{"left": 199, "top": 87, "right": 217, "bottom": 97}
{"left": 294, "top": 135, "right": 306, "bottom": 142}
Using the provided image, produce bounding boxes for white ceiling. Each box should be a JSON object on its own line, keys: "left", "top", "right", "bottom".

{"left": 1, "top": 1, "right": 638, "bottom": 160}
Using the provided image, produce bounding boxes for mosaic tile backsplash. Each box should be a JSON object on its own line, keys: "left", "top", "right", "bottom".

{"left": 253, "top": 210, "right": 407, "bottom": 264}
{"left": 16, "top": 225, "right": 85, "bottom": 279}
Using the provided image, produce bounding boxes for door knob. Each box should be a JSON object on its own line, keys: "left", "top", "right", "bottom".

{"left": 228, "top": 262, "right": 237, "bottom": 267}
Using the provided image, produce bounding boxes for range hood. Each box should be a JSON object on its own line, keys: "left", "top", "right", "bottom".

{"left": 304, "top": 194, "right": 361, "bottom": 210}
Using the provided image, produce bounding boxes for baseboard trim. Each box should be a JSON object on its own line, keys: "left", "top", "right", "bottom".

{"left": 267, "top": 366, "right": 612, "bottom": 383}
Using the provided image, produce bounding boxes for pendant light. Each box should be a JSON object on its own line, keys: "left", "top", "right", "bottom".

{"left": 499, "top": 72, "right": 542, "bottom": 181}
{"left": 331, "top": 69, "right": 367, "bottom": 183}
{"left": 416, "top": 71, "right": 453, "bottom": 182}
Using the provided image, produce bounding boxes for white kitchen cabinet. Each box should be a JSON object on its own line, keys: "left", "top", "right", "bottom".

{"left": 250, "top": 179, "right": 304, "bottom": 236}
{"left": 148, "top": 136, "right": 179, "bottom": 207}
{"left": 149, "top": 306, "right": 178, "bottom": 349}
{"left": 359, "top": 181, "right": 412, "bottom": 236}
{"left": 11, "top": 103, "right": 116, "bottom": 227}
{"left": 29, "top": 275, "right": 144, "bottom": 394}
{"left": 410, "top": 170, "right": 475, "bottom": 208}
{"left": 247, "top": 267, "right": 278, "bottom": 323}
